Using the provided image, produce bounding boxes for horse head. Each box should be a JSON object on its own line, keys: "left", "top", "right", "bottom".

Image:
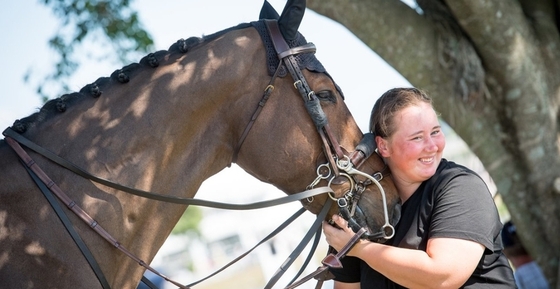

{"left": 235, "top": 0, "right": 401, "bottom": 242}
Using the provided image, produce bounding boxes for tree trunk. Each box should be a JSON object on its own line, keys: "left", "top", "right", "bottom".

{"left": 307, "top": 0, "right": 560, "bottom": 287}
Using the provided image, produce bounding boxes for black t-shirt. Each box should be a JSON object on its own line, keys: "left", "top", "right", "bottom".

{"left": 330, "top": 159, "right": 516, "bottom": 288}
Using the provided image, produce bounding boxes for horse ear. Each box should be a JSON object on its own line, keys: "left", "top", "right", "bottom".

{"left": 278, "top": 0, "right": 306, "bottom": 40}
{"left": 259, "top": 0, "right": 280, "bottom": 20}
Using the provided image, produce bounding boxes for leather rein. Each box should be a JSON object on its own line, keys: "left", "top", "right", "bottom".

{"left": 3, "top": 128, "right": 332, "bottom": 289}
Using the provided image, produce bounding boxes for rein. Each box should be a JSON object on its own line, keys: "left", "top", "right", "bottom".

{"left": 3, "top": 129, "right": 333, "bottom": 289}
{"left": 2, "top": 128, "right": 330, "bottom": 209}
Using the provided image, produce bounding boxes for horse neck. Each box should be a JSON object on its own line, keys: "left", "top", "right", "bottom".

{"left": 29, "top": 28, "right": 266, "bottom": 195}
{"left": 12, "top": 27, "right": 269, "bottom": 287}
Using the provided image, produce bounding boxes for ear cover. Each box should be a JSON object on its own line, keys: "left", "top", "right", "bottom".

{"left": 355, "top": 132, "right": 376, "bottom": 159}
{"left": 259, "top": 0, "right": 280, "bottom": 20}
{"left": 278, "top": 0, "right": 306, "bottom": 40}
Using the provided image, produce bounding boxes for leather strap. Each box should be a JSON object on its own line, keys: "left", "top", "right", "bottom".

{"left": 285, "top": 227, "right": 367, "bottom": 289}
{"left": 264, "top": 198, "right": 332, "bottom": 289}
{"left": 232, "top": 67, "right": 280, "bottom": 164}
{"left": 2, "top": 128, "right": 332, "bottom": 210}
{"left": 21, "top": 160, "right": 112, "bottom": 289}
{"left": 321, "top": 227, "right": 366, "bottom": 268}
{"left": 5, "top": 136, "right": 190, "bottom": 289}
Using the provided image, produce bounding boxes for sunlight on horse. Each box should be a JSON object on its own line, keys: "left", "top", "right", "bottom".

{"left": 0, "top": 1, "right": 399, "bottom": 288}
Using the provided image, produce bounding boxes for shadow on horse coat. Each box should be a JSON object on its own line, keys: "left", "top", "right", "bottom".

{"left": 0, "top": 1, "right": 400, "bottom": 288}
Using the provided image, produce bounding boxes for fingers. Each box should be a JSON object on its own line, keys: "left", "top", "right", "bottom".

{"left": 323, "top": 215, "right": 355, "bottom": 252}
{"left": 323, "top": 215, "right": 352, "bottom": 235}
{"left": 331, "top": 214, "right": 351, "bottom": 232}
{"left": 332, "top": 214, "right": 344, "bottom": 226}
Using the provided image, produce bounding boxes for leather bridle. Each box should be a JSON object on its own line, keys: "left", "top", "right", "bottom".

{"left": 233, "top": 20, "right": 397, "bottom": 287}
{"left": 254, "top": 20, "right": 395, "bottom": 241}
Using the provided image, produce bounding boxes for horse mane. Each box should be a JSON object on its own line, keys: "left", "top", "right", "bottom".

{"left": 7, "top": 23, "right": 253, "bottom": 135}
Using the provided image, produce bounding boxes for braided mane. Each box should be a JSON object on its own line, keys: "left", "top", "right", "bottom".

{"left": 8, "top": 23, "right": 252, "bottom": 134}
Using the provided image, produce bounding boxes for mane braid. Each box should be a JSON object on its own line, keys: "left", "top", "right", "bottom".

{"left": 6, "top": 22, "right": 254, "bottom": 135}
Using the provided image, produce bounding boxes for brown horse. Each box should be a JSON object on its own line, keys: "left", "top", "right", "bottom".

{"left": 0, "top": 1, "right": 399, "bottom": 288}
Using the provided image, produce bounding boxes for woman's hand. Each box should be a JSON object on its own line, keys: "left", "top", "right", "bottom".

{"left": 322, "top": 214, "right": 361, "bottom": 254}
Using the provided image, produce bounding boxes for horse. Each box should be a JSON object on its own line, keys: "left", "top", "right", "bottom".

{"left": 0, "top": 1, "right": 400, "bottom": 288}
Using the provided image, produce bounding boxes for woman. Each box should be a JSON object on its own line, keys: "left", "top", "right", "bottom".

{"left": 323, "top": 88, "right": 516, "bottom": 288}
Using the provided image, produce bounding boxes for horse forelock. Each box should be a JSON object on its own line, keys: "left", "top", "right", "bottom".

{"left": 6, "top": 23, "right": 254, "bottom": 135}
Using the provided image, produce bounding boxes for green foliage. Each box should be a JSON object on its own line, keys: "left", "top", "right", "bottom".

{"left": 171, "top": 206, "right": 203, "bottom": 236}
{"left": 35, "top": 0, "right": 154, "bottom": 101}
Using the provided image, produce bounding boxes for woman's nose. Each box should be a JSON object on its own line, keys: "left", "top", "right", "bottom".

{"left": 425, "top": 137, "right": 438, "bottom": 152}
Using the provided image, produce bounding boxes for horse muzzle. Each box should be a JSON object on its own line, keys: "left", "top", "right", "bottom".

{"left": 339, "top": 199, "right": 401, "bottom": 243}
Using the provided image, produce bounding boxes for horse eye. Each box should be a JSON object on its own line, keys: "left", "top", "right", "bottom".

{"left": 315, "top": 90, "right": 336, "bottom": 103}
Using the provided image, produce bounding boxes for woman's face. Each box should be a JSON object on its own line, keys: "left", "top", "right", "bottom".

{"left": 379, "top": 102, "right": 445, "bottom": 184}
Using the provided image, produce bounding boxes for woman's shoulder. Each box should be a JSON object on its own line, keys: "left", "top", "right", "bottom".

{"left": 434, "top": 159, "right": 482, "bottom": 182}
{"left": 438, "top": 158, "right": 475, "bottom": 174}
{"left": 429, "top": 159, "right": 491, "bottom": 198}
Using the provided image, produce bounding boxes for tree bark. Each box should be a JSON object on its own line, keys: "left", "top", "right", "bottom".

{"left": 307, "top": 0, "right": 560, "bottom": 287}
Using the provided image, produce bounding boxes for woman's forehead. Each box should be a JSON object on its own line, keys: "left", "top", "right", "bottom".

{"left": 394, "top": 103, "right": 438, "bottom": 130}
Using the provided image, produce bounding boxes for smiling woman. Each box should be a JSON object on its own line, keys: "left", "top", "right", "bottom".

{"left": 324, "top": 87, "right": 515, "bottom": 289}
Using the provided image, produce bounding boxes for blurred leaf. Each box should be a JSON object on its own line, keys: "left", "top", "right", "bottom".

{"left": 172, "top": 206, "right": 203, "bottom": 236}
{"left": 33, "top": 0, "right": 154, "bottom": 101}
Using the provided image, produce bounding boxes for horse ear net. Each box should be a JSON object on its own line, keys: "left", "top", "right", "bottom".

{"left": 356, "top": 133, "right": 376, "bottom": 158}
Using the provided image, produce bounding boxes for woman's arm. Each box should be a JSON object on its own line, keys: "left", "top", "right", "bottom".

{"left": 323, "top": 215, "right": 485, "bottom": 289}
{"left": 333, "top": 281, "right": 360, "bottom": 289}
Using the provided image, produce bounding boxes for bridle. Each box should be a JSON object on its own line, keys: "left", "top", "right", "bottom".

{"left": 2, "top": 19, "right": 395, "bottom": 289}
{"left": 239, "top": 20, "right": 395, "bottom": 242}
{"left": 232, "top": 20, "right": 397, "bottom": 287}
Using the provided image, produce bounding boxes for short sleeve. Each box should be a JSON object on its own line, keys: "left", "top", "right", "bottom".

{"left": 429, "top": 169, "right": 500, "bottom": 251}
{"left": 329, "top": 255, "right": 362, "bottom": 283}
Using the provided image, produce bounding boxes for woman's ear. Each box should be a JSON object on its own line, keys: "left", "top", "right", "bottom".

{"left": 375, "top": 136, "right": 390, "bottom": 157}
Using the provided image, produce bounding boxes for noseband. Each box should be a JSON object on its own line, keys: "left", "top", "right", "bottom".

{"left": 235, "top": 20, "right": 395, "bottom": 241}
